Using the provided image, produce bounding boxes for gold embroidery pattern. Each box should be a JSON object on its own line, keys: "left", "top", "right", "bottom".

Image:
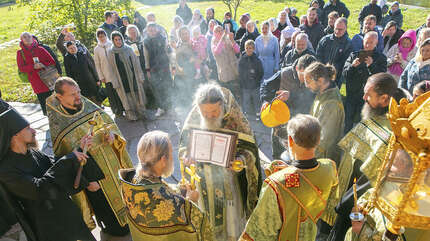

{"left": 153, "top": 200, "right": 175, "bottom": 222}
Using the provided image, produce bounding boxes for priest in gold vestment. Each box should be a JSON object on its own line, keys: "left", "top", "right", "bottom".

{"left": 119, "top": 131, "right": 214, "bottom": 241}
{"left": 178, "top": 83, "right": 262, "bottom": 241}
{"left": 46, "top": 77, "right": 133, "bottom": 240}
{"left": 239, "top": 114, "right": 338, "bottom": 241}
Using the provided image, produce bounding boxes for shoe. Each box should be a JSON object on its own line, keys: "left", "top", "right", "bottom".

{"left": 155, "top": 108, "right": 165, "bottom": 117}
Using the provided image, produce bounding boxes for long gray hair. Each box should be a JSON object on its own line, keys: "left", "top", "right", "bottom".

{"left": 136, "top": 131, "right": 173, "bottom": 178}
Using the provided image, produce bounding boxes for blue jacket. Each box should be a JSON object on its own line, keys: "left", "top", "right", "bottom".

{"left": 399, "top": 60, "right": 430, "bottom": 93}
{"left": 351, "top": 31, "right": 384, "bottom": 53}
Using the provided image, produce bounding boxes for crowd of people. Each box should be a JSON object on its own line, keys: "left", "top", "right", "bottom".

{"left": 2, "top": 0, "right": 430, "bottom": 240}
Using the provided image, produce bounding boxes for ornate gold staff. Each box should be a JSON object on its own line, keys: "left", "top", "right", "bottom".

{"left": 74, "top": 113, "right": 98, "bottom": 189}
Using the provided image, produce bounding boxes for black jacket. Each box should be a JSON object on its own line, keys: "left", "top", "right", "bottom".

{"left": 235, "top": 27, "right": 247, "bottom": 42}
{"left": 358, "top": 3, "right": 382, "bottom": 25}
{"left": 238, "top": 52, "right": 264, "bottom": 89}
{"left": 382, "top": 9, "right": 403, "bottom": 29}
{"left": 239, "top": 31, "right": 260, "bottom": 53}
{"left": 176, "top": 4, "right": 193, "bottom": 25}
{"left": 283, "top": 48, "right": 315, "bottom": 68}
{"left": 316, "top": 33, "right": 352, "bottom": 86}
{"left": 64, "top": 51, "right": 99, "bottom": 98}
{"left": 383, "top": 28, "right": 404, "bottom": 53}
{"left": 321, "top": 0, "right": 350, "bottom": 26}
{"left": 300, "top": 21, "right": 325, "bottom": 49}
{"left": 343, "top": 50, "right": 387, "bottom": 101}
{"left": 0, "top": 150, "right": 95, "bottom": 241}
{"left": 260, "top": 63, "right": 315, "bottom": 116}
{"left": 144, "top": 34, "right": 170, "bottom": 72}
{"left": 289, "top": 15, "right": 300, "bottom": 27}
{"left": 324, "top": 25, "right": 334, "bottom": 35}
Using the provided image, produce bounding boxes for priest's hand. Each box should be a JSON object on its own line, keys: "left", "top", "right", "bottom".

{"left": 80, "top": 134, "right": 93, "bottom": 151}
{"left": 72, "top": 150, "right": 88, "bottom": 164}
{"left": 260, "top": 101, "right": 269, "bottom": 113}
{"left": 183, "top": 157, "right": 196, "bottom": 166}
{"left": 186, "top": 185, "right": 199, "bottom": 203}
{"left": 104, "top": 132, "right": 115, "bottom": 145}
{"left": 87, "top": 182, "right": 100, "bottom": 192}
{"left": 351, "top": 220, "right": 364, "bottom": 234}
{"left": 275, "top": 90, "right": 290, "bottom": 102}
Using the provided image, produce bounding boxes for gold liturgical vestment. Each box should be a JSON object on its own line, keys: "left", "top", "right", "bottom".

{"left": 46, "top": 95, "right": 133, "bottom": 228}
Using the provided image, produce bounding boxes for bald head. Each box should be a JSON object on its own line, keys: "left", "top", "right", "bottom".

{"left": 363, "top": 31, "right": 378, "bottom": 51}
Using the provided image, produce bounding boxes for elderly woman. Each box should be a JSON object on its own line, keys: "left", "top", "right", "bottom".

{"left": 170, "top": 15, "right": 184, "bottom": 48}
{"left": 387, "top": 29, "right": 417, "bottom": 80}
{"left": 188, "top": 9, "right": 207, "bottom": 35}
{"left": 269, "top": 17, "right": 281, "bottom": 40}
{"left": 118, "top": 131, "right": 214, "bottom": 241}
{"left": 239, "top": 20, "right": 260, "bottom": 53}
{"left": 108, "top": 31, "right": 146, "bottom": 121}
{"left": 276, "top": 10, "right": 293, "bottom": 32}
{"left": 175, "top": 26, "right": 201, "bottom": 107}
{"left": 124, "top": 24, "right": 157, "bottom": 110}
{"left": 399, "top": 38, "right": 430, "bottom": 93}
{"left": 255, "top": 21, "right": 280, "bottom": 80}
{"left": 211, "top": 25, "right": 240, "bottom": 98}
{"left": 416, "top": 28, "right": 430, "bottom": 51}
{"left": 289, "top": 7, "right": 300, "bottom": 27}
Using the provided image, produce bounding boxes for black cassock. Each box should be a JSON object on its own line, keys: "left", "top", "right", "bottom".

{"left": 0, "top": 149, "right": 96, "bottom": 241}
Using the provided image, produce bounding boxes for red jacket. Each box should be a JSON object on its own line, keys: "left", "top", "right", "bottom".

{"left": 17, "top": 40, "right": 55, "bottom": 94}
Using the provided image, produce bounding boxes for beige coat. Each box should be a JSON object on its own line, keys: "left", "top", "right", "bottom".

{"left": 212, "top": 37, "right": 239, "bottom": 83}
{"left": 94, "top": 41, "right": 115, "bottom": 83}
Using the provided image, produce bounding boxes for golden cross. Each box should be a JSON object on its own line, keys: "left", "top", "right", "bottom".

{"left": 185, "top": 164, "right": 201, "bottom": 190}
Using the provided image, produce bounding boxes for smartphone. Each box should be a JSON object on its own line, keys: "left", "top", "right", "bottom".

{"left": 358, "top": 50, "right": 372, "bottom": 62}
{"left": 33, "top": 57, "right": 40, "bottom": 63}
{"left": 225, "top": 24, "right": 230, "bottom": 33}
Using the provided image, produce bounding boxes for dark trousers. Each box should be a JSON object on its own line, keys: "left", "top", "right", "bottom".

{"left": 36, "top": 90, "right": 53, "bottom": 116}
{"left": 271, "top": 128, "right": 286, "bottom": 160}
{"left": 105, "top": 82, "right": 124, "bottom": 116}
{"left": 150, "top": 70, "right": 173, "bottom": 110}
{"left": 345, "top": 97, "right": 364, "bottom": 133}
{"left": 85, "top": 189, "right": 129, "bottom": 237}
{"left": 241, "top": 88, "right": 260, "bottom": 115}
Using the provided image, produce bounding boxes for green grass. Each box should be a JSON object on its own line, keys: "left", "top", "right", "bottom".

{"left": 1, "top": 0, "right": 429, "bottom": 103}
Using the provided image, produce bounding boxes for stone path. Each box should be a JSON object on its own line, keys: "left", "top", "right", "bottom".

{"left": 5, "top": 101, "right": 273, "bottom": 240}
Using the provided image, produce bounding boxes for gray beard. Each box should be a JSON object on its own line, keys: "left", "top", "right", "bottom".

{"left": 199, "top": 109, "right": 224, "bottom": 130}
{"left": 361, "top": 102, "right": 388, "bottom": 120}
{"left": 200, "top": 116, "right": 223, "bottom": 130}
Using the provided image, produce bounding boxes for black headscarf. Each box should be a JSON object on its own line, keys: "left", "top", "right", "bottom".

{"left": 0, "top": 107, "right": 29, "bottom": 159}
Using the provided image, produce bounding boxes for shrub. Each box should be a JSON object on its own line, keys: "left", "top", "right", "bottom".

{"left": 19, "top": 0, "right": 134, "bottom": 48}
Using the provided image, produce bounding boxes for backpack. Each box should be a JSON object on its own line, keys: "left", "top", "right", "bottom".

{"left": 17, "top": 50, "right": 28, "bottom": 82}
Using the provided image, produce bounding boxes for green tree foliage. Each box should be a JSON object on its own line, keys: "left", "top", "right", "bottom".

{"left": 19, "top": 0, "right": 134, "bottom": 48}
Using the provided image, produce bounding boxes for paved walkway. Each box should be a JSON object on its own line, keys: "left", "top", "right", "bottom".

{"left": 6, "top": 101, "right": 273, "bottom": 240}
